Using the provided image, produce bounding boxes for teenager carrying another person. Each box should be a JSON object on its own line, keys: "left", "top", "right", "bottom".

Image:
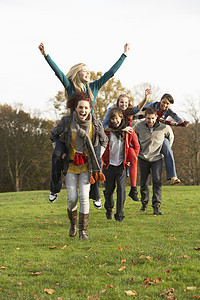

{"left": 142, "top": 93, "right": 189, "bottom": 185}
{"left": 102, "top": 89, "right": 151, "bottom": 201}
{"left": 102, "top": 106, "right": 140, "bottom": 222}
{"left": 50, "top": 91, "right": 108, "bottom": 239}
{"left": 38, "top": 42, "right": 130, "bottom": 208}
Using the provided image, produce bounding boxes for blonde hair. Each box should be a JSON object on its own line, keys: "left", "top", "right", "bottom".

{"left": 65, "top": 63, "right": 94, "bottom": 101}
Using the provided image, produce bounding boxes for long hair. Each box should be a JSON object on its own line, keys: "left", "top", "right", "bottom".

{"left": 116, "top": 94, "right": 130, "bottom": 107}
{"left": 67, "top": 91, "right": 92, "bottom": 111}
{"left": 65, "top": 63, "right": 94, "bottom": 101}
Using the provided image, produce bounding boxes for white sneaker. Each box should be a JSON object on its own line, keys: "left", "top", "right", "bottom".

{"left": 93, "top": 199, "right": 102, "bottom": 209}
{"left": 49, "top": 192, "right": 58, "bottom": 203}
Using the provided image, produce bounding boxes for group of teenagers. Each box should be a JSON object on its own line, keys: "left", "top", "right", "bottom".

{"left": 39, "top": 42, "right": 189, "bottom": 240}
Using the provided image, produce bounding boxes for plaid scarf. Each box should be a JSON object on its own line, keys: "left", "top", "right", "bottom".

{"left": 72, "top": 111, "right": 105, "bottom": 184}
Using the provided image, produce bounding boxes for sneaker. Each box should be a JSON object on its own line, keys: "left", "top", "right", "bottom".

{"left": 49, "top": 192, "right": 58, "bottom": 203}
{"left": 106, "top": 210, "right": 113, "bottom": 220}
{"left": 93, "top": 199, "right": 102, "bottom": 209}
{"left": 170, "top": 177, "right": 181, "bottom": 185}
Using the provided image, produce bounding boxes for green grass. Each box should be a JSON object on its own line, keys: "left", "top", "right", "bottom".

{"left": 0, "top": 186, "right": 200, "bottom": 299}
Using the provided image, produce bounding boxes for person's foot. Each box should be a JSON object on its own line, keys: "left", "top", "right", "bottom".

{"left": 128, "top": 187, "right": 140, "bottom": 201}
{"left": 93, "top": 199, "right": 102, "bottom": 209}
{"left": 153, "top": 207, "right": 163, "bottom": 215}
{"left": 140, "top": 204, "right": 147, "bottom": 212}
{"left": 106, "top": 210, "right": 113, "bottom": 220}
{"left": 49, "top": 192, "right": 58, "bottom": 203}
{"left": 170, "top": 177, "right": 181, "bottom": 185}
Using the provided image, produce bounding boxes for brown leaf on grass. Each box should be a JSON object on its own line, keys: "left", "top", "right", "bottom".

{"left": 184, "top": 287, "right": 196, "bottom": 291}
{"left": 121, "top": 259, "right": 126, "bottom": 264}
{"left": 88, "top": 248, "right": 93, "bottom": 251}
{"left": 146, "top": 255, "right": 153, "bottom": 260}
{"left": 194, "top": 247, "right": 200, "bottom": 251}
{"left": 31, "top": 271, "right": 43, "bottom": 276}
{"left": 48, "top": 245, "right": 58, "bottom": 249}
{"left": 105, "top": 273, "right": 111, "bottom": 276}
{"left": 76, "top": 289, "right": 82, "bottom": 293}
{"left": 155, "top": 277, "right": 162, "bottom": 283}
{"left": 124, "top": 246, "right": 131, "bottom": 249}
{"left": 44, "top": 288, "right": 55, "bottom": 295}
{"left": 60, "top": 245, "right": 67, "bottom": 250}
{"left": 99, "top": 289, "right": 107, "bottom": 294}
{"left": 160, "top": 288, "right": 176, "bottom": 296}
{"left": 105, "top": 284, "right": 115, "bottom": 288}
{"left": 118, "top": 266, "right": 126, "bottom": 271}
{"left": 131, "top": 260, "right": 137, "bottom": 265}
{"left": 143, "top": 278, "right": 154, "bottom": 284}
{"left": 17, "top": 282, "right": 24, "bottom": 286}
{"left": 1, "top": 266, "right": 6, "bottom": 269}
{"left": 163, "top": 269, "right": 171, "bottom": 273}
{"left": 129, "top": 277, "right": 134, "bottom": 281}
{"left": 183, "top": 255, "right": 190, "bottom": 260}
{"left": 117, "top": 247, "right": 124, "bottom": 251}
{"left": 88, "top": 295, "right": 100, "bottom": 299}
{"left": 125, "top": 290, "right": 138, "bottom": 296}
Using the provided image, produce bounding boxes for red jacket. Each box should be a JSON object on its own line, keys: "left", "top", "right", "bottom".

{"left": 102, "top": 129, "right": 140, "bottom": 169}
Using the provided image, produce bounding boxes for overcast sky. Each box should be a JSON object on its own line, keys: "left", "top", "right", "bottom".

{"left": 1, "top": 0, "right": 200, "bottom": 119}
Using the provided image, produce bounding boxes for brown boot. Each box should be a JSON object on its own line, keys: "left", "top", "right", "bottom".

{"left": 67, "top": 209, "right": 77, "bottom": 237}
{"left": 79, "top": 212, "right": 89, "bottom": 240}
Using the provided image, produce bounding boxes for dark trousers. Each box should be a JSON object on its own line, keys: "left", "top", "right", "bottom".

{"left": 138, "top": 158, "right": 163, "bottom": 207}
{"left": 50, "top": 140, "right": 101, "bottom": 200}
{"left": 103, "top": 163, "right": 126, "bottom": 221}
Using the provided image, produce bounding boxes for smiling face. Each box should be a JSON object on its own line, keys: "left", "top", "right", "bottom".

{"left": 110, "top": 113, "right": 123, "bottom": 128}
{"left": 160, "top": 98, "right": 171, "bottom": 111}
{"left": 78, "top": 66, "right": 90, "bottom": 83}
{"left": 75, "top": 100, "right": 91, "bottom": 121}
{"left": 118, "top": 96, "right": 129, "bottom": 111}
{"left": 145, "top": 113, "right": 157, "bottom": 128}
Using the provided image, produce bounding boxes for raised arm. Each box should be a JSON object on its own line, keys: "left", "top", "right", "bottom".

{"left": 90, "top": 43, "right": 130, "bottom": 93}
{"left": 38, "top": 42, "right": 70, "bottom": 91}
{"left": 137, "top": 89, "right": 151, "bottom": 110}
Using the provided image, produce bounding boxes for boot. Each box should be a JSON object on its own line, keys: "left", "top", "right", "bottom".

{"left": 79, "top": 213, "right": 89, "bottom": 240}
{"left": 140, "top": 203, "right": 147, "bottom": 212}
{"left": 106, "top": 209, "right": 113, "bottom": 220}
{"left": 67, "top": 209, "right": 77, "bottom": 237}
{"left": 153, "top": 204, "right": 163, "bottom": 215}
{"left": 129, "top": 187, "right": 140, "bottom": 201}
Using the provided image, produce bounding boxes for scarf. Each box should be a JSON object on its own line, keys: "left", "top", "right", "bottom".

{"left": 108, "top": 118, "right": 130, "bottom": 141}
{"left": 71, "top": 111, "right": 105, "bottom": 184}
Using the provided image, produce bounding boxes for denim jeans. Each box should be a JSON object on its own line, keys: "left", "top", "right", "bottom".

{"left": 65, "top": 172, "right": 90, "bottom": 214}
{"left": 138, "top": 158, "right": 163, "bottom": 207}
{"left": 161, "top": 138, "right": 177, "bottom": 179}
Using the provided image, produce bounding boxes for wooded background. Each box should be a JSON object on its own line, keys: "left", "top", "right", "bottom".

{"left": 0, "top": 73, "right": 199, "bottom": 192}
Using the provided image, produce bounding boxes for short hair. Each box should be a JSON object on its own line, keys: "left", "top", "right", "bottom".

{"left": 116, "top": 94, "right": 130, "bottom": 106}
{"left": 109, "top": 106, "right": 124, "bottom": 120}
{"left": 145, "top": 106, "right": 157, "bottom": 116}
{"left": 161, "top": 93, "right": 174, "bottom": 104}
{"left": 67, "top": 91, "right": 92, "bottom": 111}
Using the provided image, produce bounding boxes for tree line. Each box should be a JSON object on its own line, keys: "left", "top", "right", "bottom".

{"left": 0, "top": 75, "right": 199, "bottom": 192}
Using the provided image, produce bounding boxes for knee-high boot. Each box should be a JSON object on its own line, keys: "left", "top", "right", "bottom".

{"left": 67, "top": 209, "right": 77, "bottom": 237}
{"left": 79, "top": 212, "right": 89, "bottom": 240}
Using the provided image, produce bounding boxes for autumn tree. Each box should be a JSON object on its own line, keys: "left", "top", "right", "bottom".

{"left": 0, "top": 104, "right": 53, "bottom": 192}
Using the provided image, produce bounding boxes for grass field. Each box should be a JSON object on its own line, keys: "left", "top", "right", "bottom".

{"left": 0, "top": 186, "right": 200, "bottom": 299}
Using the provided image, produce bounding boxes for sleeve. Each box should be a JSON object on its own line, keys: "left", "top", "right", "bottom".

{"left": 90, "top": 54, "right": 126, "bottom": 91}
{"left": 98, "top": 121, "right": 109, "bottom": 149}
{"left": 166, "top": 108, "right": 183, "bottom": 123}
{"left": 45, "top": 55, "right": 71, "bottom": 90}
{"left": 102, "top": 106, "right": 112, "bottom": 128}
{"left": 49, "top": 117, "right": 66, "bottom": 143}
